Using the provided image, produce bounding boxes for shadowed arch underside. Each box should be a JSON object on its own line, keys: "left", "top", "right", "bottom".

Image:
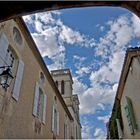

{"left": 0, "top": 1, "right": 140, "bottom": 22}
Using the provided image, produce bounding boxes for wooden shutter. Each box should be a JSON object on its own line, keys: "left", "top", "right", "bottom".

{"left": 33, "top": 82, "right": 39, "bottom": 116}
{"left": 12, "top": 59, "right": 24, "bottom": 101}
{"left": 42, "top": 94, "right": 47, "bottom": 124}
{"left": 124, "top": 106, "right": 134, "bottom": 135}
{"left": 52, "top": 105, "right": 55, "bottom": 132}
{"left": 0, "top": 33, "right": 9, "bottom": 69}
{"left": 116, "top": 118, "right": 123, "bottom": 139}
{"left": 126, "top": 96, "right": 137, "bottom": 130}
{"left": 57, "top": 111, "right": 59, "bottom": 135}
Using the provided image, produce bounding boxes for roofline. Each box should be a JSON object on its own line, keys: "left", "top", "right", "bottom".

{"left": 14, "top": 16, "right": 73, "bottom": 121}
{"left": 116, "top": 47, "right": 140, "bottom": 100}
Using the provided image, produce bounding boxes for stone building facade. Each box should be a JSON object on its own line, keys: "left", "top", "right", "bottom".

{"left": 108, "top": 48, "right": 140, "bottom": 139}
{"left": 51, "top": 69, "right": 81, "bottom": 139}
{"left": 0, "top": 17, "right": 81, "bottom": 139}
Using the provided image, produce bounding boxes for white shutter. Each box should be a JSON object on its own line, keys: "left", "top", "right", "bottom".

{"left": 42, "top": 94, "right": 47, "bottom": 124}
{"left": 12, "top": 59, "right": 24, "bottom": 101}
{"left": 0, "top": 33, "right": 9, "bottom": 72}
{"left": 57, "top": 111, "right": 59, "bottom": 135}
{"left": 33, "top": 82, "right": 39, "bottom": 116}
{"left": 58, "top": 82, "right": 61, "bottom": 94}
{"left": 52, "top": 105, "right": 55, "bottom": 132}
{"left": 116, "top": 119, "right": 123, "bottom": 139}
{"left": 0, "top": 33, "right": 9, "bottom": 73}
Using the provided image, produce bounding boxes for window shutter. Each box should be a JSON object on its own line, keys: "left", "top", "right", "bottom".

{"left": 52, "top": 105, "right": 55, "bottom": 132}
{"left": 42, "top": 94, "right": 47, "bottom": 124}
{"left": 33, "top": 82, "right": 39, "bottom": 116}
{"left": 116, "top": 118, "right": 123, "bottom": 139}
{"left": 0, "top": 33, "right": 9, "bottom": 69}
{"left": 12, "top": 59, "right": 24, "bottom": 101}
{"left": 126, "top": 96, "right": 137, "bottom": 130}
{"left": 58, "top": 82, "right": 61, "bottom": 94}
{"left": 57, "top": 111, "right": 59, "bottom": 135}
{"left": 124, "top": 106, "right": 134, "bottom": 135}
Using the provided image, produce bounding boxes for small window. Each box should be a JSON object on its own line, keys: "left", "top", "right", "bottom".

{"left": 40, "top": 72, "right": 45, "bottom": 83}
{"left": 61, "top": 80, "right": 65, "bottom": 95}
{"left": 33, "top": 82, "right": 47, "bottom": 123}
{"left": 55, "top": 81, "right": 58, "bottom": 87}
{"left": 52, "top": 105, "right": 59, "bottom": 136}
{"left": 37, "top": 88, "right": 43, "bottom": 120}
{"left": 13, "top": 27, "right": 23, "bottom": 45}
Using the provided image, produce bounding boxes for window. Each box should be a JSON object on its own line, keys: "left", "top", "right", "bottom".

{"left": 33, "top": 82, "right": 47, "bottom": 124}
{"left": 52, "top": 99, "right": 59, "bottom": 136}
{"left": 13, "top": 27, "right": 23, "bottom": 45}
{"left": 37, "top": 88, "right": 44, "bottom": 121}
{"left": 40, "top": 72, "right": 45, "bottom": 84}
{"left": 0, "top": 33, "right": 24, "bottom": 100}
{"left": 55, "top": 81, "right": 61, "bottom": 94}
{"left": 55, "top": 81, "right": 58, "bottom": 87}
{"left": 61, "top": 80, "right": 64, "bottom": 95}
{"left": 54, "top": 108, "right": 57, "bottom": 135}
{"left": 64, "top": 123, "right": 67, "bottom": 139}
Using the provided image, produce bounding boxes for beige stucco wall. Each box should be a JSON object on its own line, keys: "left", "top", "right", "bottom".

{"left": 0, "top": 19, "right": 71, "bottom": 139}
{"left": 121, "top": 57, "right": 140, "bottom": 138}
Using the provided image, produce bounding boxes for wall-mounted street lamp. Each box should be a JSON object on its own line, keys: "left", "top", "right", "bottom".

{"left": 0, "top": 66, "right": 14, "bottom": 91}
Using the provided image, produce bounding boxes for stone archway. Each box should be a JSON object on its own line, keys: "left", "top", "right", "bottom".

{"left": 0, "top": 1, "right": 140, "bottom": 22}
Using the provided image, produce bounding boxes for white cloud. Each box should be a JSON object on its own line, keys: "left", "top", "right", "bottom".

{"left": 73, "top": 55, "right": 92, "bottom": 76}
{"left": 59, "top": 25, "right": 84, "bottom": 45}
{"left": 94, "top": 128, "right": 106, "bottom": 139}
{"left": 81, "top": 116, "right": 95, "bottom": 139}
{"left": 73, "top": 77, "right": 88, "bottom": 96}
{"left": 131, "top": 14, "right": 140, "bottom": 37}
{"left": 73, "top": 55, "right": 86, "bottom": 62}
{"left": 100, "top": 26, "right": 105, "bottom": 32}
{"left": 78, "top": 83, "right": 116, "bottom": 114}
{"left": 76, "top": 15, "right": 137, "bottom": 115}
{"left": 97, "top": 114, "right": 111, "bottom": 124}
{"left": 76, "top": 66, "right": 91, "bottom": 75}
{"left": 23, "top": 11, "right": 97, "bottom": 71}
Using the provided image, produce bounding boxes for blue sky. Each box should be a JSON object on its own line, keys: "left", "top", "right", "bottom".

{"left": 23, "top": 6, "right": 140, "bottom": 139}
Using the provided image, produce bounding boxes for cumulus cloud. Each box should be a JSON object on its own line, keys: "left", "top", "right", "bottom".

{"left": 73, "top": 77, "right": 88, "bottom": 96}
{"left": 23, "top": 11, "right": 96, "bottom": 71}
{"left": 97, "top": 114, "right": 111, "bottom": 124}
{"left": 77, "top": 14, "right": 140, "bottom": 115}
{"left": 81, "top": 116, "right": 96, "bottom": 139}
{"left": 94, "top": 128, "right": 106, "bottom": 139}
{"left": 73, "top": 55, "right": 91, "bottom": 76}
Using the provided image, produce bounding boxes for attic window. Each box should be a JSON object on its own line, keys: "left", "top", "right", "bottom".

{"left": 13, "top": 27, "right": 23, "bottom": 45}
